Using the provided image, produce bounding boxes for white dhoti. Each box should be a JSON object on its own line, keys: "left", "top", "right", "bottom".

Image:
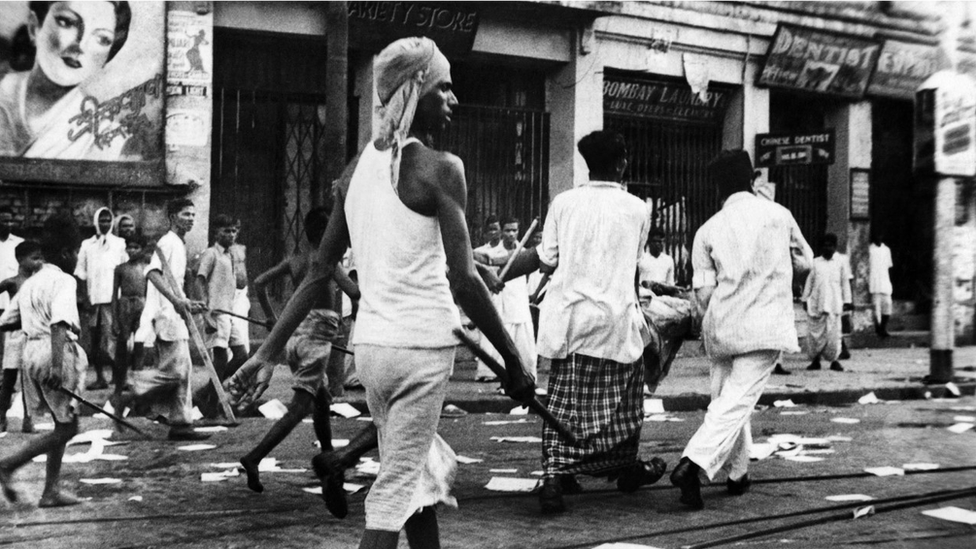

{"left": 682, "top": 350, "right": 778, "bottom": 481}
{"left": 805, "top": 312, "right": 841, "bottom": 362}
{"left": 357, "top": 345, "right": 458, "bottom": 532}
{"left": 475, "top": 321, "right": 537, "bottom": 380}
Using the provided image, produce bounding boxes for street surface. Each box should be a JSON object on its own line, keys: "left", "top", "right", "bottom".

{"left": 1, "top": 392, "right": 974, "bottom": 549}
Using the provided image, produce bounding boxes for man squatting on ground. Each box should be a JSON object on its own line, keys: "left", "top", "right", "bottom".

{"left": 802, "top": 233, "right": 852, "bottom": 373}
{"left": 670, "top": 150, "right": 813, "bottom": 510}
{"left": 225, "top": 206, "right": 367, "bottom": 520}
{"left": 75, "top": 207, "right": 128, "bottom": 391}
{"left": 0, "top": 216, "right": 87, "bottom": 508}
{"left": 0, "top": 240, "right": 44, "bottom": 433}
{"left": 126, "top": 199, "right": 210, "bottom": 442}
{"left": 234, "top": 36, "right": 533, "bottom": 549}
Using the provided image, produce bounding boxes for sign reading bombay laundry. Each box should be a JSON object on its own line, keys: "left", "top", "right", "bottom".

{"left": 347, "top": 2, "right": 479, "bottom": 55}
{"left": 868, "top": 41, "right": 949, "bottom": 100}
{"left": 758, "top": 24, "right": 882, "bottom": 99}
{"left": 603, "top": 75, "right": 731, "bottom": 124}
{"left": 754, "top": 130, "right": 835, "bottom": 167}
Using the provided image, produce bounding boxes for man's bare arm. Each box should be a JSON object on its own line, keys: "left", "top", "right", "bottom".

{"left": 434, "top": 155, "right": 534, "bottom": 401}
{"left": 333, "top": 264, "right": 360, "bottom": 301}
{"left": 252, "top": 260, "right": 293, "bottom": 324}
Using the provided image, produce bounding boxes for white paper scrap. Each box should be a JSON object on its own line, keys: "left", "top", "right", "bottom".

{"left": 67, "top": 430, "right": 114, "bottom": 446}
{"left": 953, "top": 416, "right": 976, "bottom": 423}
{"left": 354, "top": 458, "right": 381, "bottom": 477}
{"left": 643, "top": 399, "right": 665, "bottom": 415}
{"left": 490, "top": 436, "right": 543, "bottom": 443}
{"left": 191, "top": 407, "right": 204, "bottom": 421}
{"left": 826, "top": 494, "right": 874, "bottom": 502}
{"left": 194, "top": 426, "right": 228, "bottom": 433}
{"left": 7, "top": 393, "right": 23, "bottom": 418}
{"left": 258, "top": 399, "right": 288, "bottom": 419}
{"left": 484, "top": 477, "right": 539, "bottom": 492}
{"left": 456, "top": 455, "right": 483, "bottom": 464}
{"left": 509, "top": 406, "right": 529, "bottom": 416}
{"left": 530, "top": 471, "right": 544, "bottom": 476}
{"left": 96, "top": 400, "right": 115, "bottom": 419}
{"left": 483, "top": 419, "right": 529, "bottom": 426}
{"left": 210, "top": 462, "right": 241, "bottom": 469}
{"left": 749, "top": 442, "right": 778, "bottom": 461}
{"left": 332, "top": 439, "right": 350, "bottom": 448}
{"left": 853, "top": 505, "right": 876, "bottom": 519}
{"left": 784, "top": 455, "right": 824, "bottom": 463}
{"left": 303, "top": 486, "right": 323, "bottom": 495}
{"left": 93, "top": 454, "right": 128, "bottom": 461}
{"left": 257, "top": 458, "right": 279, "bottom": 472}
{"left": 177, "top": 444, "right": 217, "bottom": 452}
{"left": 489, "top": 468, "right": 518, "bottom": 473}
{"left": 826, "top": 435, "right": 853, "bottom": 442}
{"left": 80, "top": 478, "right": 122, "bottom": 485}
{"left": 903, "top": 463, "right": 940, "bottom": 471}
{"left": 921, "top": 506, "right": 976, "bottom": 525}
{"left": 831, "top": 418, "right": 860, "bottom": 424}
{"left": 35, "top": 422, "right": 55, "bottom": 431}
{"left": 330, "top": 402, "right": 361, "bottom": 418}
{"left": 947, "top": 423, "right": 974, "bottom": 434}
{"left": 864, "top": 466, "right": 905, "bottom": 477}
{"left": 442, "top": 404, "right": 468, "bottom": 417}
{"left": 356, "top": 417, "right": 373, "bottom": 422}
{"left": 128, "top": 496, "right": 143, "bottom": 502}
{"left": 949, "top": 406, "right": 976, "bottom": 412}
{"left": 945, "top": 382, "right": 961, "bottom": 397}
{"left": 858, "top": 392, "right": 882, "bottom": 405}
{"left": 645, "top": 414, "right": 684, "bottom": 422}
{"left": 0, "top": 432, "right": 5, "bottom": 438}
{"left": 592, "top": 544, "right": 665, "bottom": 549}
{"left": 201, "top": 471, "right": 238, "bottom": 482}
{"left": 779, "top": 411, "right": 809, "bottom": 416}
{"left": 343, "top": 483, "right": 365, "bottom": 494}
{"left": 773, "top": 399, "right": 797, "bottom": 408}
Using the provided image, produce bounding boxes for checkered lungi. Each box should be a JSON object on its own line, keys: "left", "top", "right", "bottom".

{"left": 542, "top": 353, "right": 645, "bottom": 478}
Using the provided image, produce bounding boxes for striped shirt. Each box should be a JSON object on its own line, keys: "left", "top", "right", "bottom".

{"left": 692, "top": 192, "right": 812, "bottom": 358}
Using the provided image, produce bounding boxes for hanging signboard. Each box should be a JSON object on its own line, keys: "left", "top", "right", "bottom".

{"left": 347, "top": 1, "right": 480, "bottom": 55}
{"left": 850, "top": 168, "right": 870, "bottom": 220}
{"left": 914, "top": 71, "right": 976, "bottom": 178}
{"left": 603, "top": 74, "right": 732, "bottom": 125}
{"left": 754, "top": 130, "right": 835, "bottom": 167}
{"left": 757, "top": 24, "right": 882, "bottom": 99}
{"left": 868, "top": 41, "right": 950, "bottom": 100}
{"left": 0, "top": 1, "right": 166, "bottom": 185}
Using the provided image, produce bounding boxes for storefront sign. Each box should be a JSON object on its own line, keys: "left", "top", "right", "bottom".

{"left": 348, "top": 2, "right": 479, "bottom": 55}
{"left": 754, "top": 131, "right": 835, "bottom": 167}
{"left": 868, "top": 41, "right": 949, "bottom": 100}
{"left": 603, "top": 75, "right": 731, "bottom": 125}
{"left": 0, "top": 1, "right": 165, "bottom": 183}
{"left": 914, "top": 71, "right": 976, "bottom": 178}
{"left": 758, "top": 24, "right": 882, "bottom": 99}
{"left": 850, "top": 169, "right": 870, "bottom": 220}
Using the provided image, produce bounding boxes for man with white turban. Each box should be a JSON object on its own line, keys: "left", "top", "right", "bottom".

{"left": 235, "top": 37, "right": 534, "bottom": 549}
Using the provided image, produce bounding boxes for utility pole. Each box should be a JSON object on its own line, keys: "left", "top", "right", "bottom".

{"left": 321, "top": 1, "right": 349, "bottom": 208}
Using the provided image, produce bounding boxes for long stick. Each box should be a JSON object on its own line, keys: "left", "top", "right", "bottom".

{"left": 153, "top": 249, "right": 237, "bottom": 423}
{"left": 498, "top": 217, "right": 539, "bottom": 280}
{"left": 453, "top": 328, "right": 577, "bottom": 444}
{"left": 55, "top": 387, "right": 151, "bottom": 439}
{"left": 210, "top": 308, "right": 354, "bottom": 356}
{"left": 530, "top": 273, "right": 550, "bottom": 305}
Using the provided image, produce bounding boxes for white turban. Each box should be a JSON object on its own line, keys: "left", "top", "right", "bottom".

{"left": 373, "top": 37, "right": 450, "bottom": 190}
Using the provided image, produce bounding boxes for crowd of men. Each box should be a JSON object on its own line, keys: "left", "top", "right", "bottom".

{"left": 0, "top": 35, "right": 897, "bottom": 549}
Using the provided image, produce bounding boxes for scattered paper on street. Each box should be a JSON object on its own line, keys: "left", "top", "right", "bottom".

{"left": 784, "top": 455, "right": 824, "bottom": 462}
{"left": 952, "top": 415, "right": 976, "bottom": 422}
{"left": 853, "top": 505, "right": 875, "bottom": 519}
{"left": 354, "top": 458, "right": 381, "bottom": 477}
{"left": 903, "top": 463, "right": 940, "bottom": 471}
{"left": 779, "top": 411, "right": 808, "bottom": 415}
{"left": 826, "top": 494, "right": 873, "bottom": 502}
{"left": 509, "top": 406, "right": 529, "bottom": 416}
{"left": 442, "top": 404, "right": 468, "bottom": 418}
{"left": 773, "top": 399, "right": 797, "bottom": 408}
{"left": 330, "top": 402, "right": 361, "bottom": 418}
{"left": 921, "top": 506, "right": 976, "bottom": 525}
{"left": 177, "top": 444, "right": 217, "bottom": 452}
{"left": 356, "top": 417, "right": 373, "bottom": 421}
{"left": 858, "top": 392, "right": 882, "bottom": 405}
{"left": 645, "top": 414, "right": 684, "bottom": 422}
{"left": 201, "top": 470, "right": 239, "bottom": 482}
{"left": 35, "top": 423, "right": 55, "bottom": 431}
{"left": 94, "top": 454, "right": 129, "bottom": 461}
{"left": 128, "top": 496, "right": 143, "bottom": 502}
{"left": 864, "top": 466, "right": 904, "bottom": 476}
{"left": 491, "top": 436, "right": 543, "bottom": 443}
{"left": 67, "top": 430, "right": 114, "bottom": 446}
{"left": 191, "top": 407, "right": 204, "bottom": 421}
{"left": 483, "top": 419, "right": 529, "bottom": 425}
{"left": 591, "top": 544, "right": 665, "bottom": 549}
{"left": 944, "top": 382, "right": 961, "bottom": 397}
{"left": 749, "top": 442, "right": 777, "bottom": 461}
{"left": 96, "top": 399, "right": 116, "bottom": 419}
{"left": 303, "top": 486, "right": 323, "bottom": 495}
{"left": 949, "top": 406, "right": 976, "bottom": 412}
{"left": 643, "top": 399, "right": 665, "bottom": 415}
{"left": 826, "top": 435, "right": 853, "bottom": 442}
{"left": 831, "top": 418, "right": 860, "bottom": 424}
{"left": 343, "top": 483, "right": 365, "bottom": 494}
{"left": 258, "top": 399, "right": 288, "bottom": 419}
{"left": 80, "top": 478, "right": 122, "bottom": 485}
{"left": 490, "top": 468, "right": 518, "bottom": 473}
{"left": 333, "top": 439, "right": 350, "bottom": 448}
{"left": 484, "top": 477, "right": 539, "bottom": 492}
{"left": 194, "top": 426, "right": 228, "bottom": 433}
{"left": 456, "top": 455, "right": 484, "bottom": 464}
{"left": 946, "top": 422, "right": 974, "bottom": 434}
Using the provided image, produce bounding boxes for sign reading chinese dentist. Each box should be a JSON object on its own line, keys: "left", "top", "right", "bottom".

{"left": 0, "top": 1, "right": 164, "bottom": 184}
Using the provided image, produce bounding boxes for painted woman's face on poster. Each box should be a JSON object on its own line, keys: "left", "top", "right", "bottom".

{"left": 0, "top": 1, "right": 164, "bottom": 162}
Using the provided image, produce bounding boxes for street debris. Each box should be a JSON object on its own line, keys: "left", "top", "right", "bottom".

{"left": 858, "top": 392, "right": 882, "bottom": 405}
{"left": 953, "top": 415, "right": 976, "bottom": 422}
{"left": 946, "top": 422, "right": 974, "bottom": 434}
{"left": 920, "top": 506, "right": 976, "bottom": 525}
{"left": 330, "top": 402, "right": 361, "bottom": 418}
{"left": 128, "top": 496, "right": 143, "bottom": 502}
{"left": 903, "top": 463, "right": 940, "bottom": 471}
{"left": 177, "top": 444, "right": 217, "bottom": 452}
{"left": 194, "top": 426, "right": 228, "bottom": 433}
{"left": 303, "top": 483, "right": 366, "bottom": 495}
{"left": 509, "top": 406, "right": 529, "bottom": 415}
{"left": 490, "top": 436, "right": 543, "bottom": 443}
{"left": 484, "top": 477, "right": 539, "bottom": 492}
{"left": 456, "top": 455, "right": 483, "bottom": 464}
{"left": 773, "top": 399, "right": 797, "bottom": 408}
{"left": 825, "top": 494, "right": 873, "bottom": 502}
{"left": 592, "top": 544, "right": 664, "bottom": 549}
{"left": 643, "top": 399, "right": 665, "bottom": 415}
{"left": 442, "top": 404, "right": 468, "bottom": 418}
{"left": 483, "top": 418, "right": 529, "bottom": 425}
{"left": 489, "top": 468, "right": 518, "bottom": 473}
{"left": 258, "top": 399, "right": 288, "bottom": 419}
{"left": 864, "top": 466, "right": 904, "bottom": 476}
{"left": 852, "top": 505, "right": 875, "bottom": 519}
{"left": 80, "top": 478, "right": 122, "bottom": 485}
{"left": 831, "top": 417, "right": 860, "bottom": 424}
{"left": 201, "top": 470, "right": 239, "bottom": 482}
{"left": 644, "top": 413, "right": 684, "bottom": 422}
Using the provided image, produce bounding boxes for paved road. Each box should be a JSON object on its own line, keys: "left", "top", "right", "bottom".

{"left": 1, "top": 395, "right": 974, "bottom": 548}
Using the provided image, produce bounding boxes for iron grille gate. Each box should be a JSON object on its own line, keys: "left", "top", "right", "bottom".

{"left": 442, "top": 105, "right": 550, "bottom": 237}
{"left": 605, "top": 115, "right": 724, "bottom": 285}
{"left": 768, "top": 164, "right": 827, "bottom": 249}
